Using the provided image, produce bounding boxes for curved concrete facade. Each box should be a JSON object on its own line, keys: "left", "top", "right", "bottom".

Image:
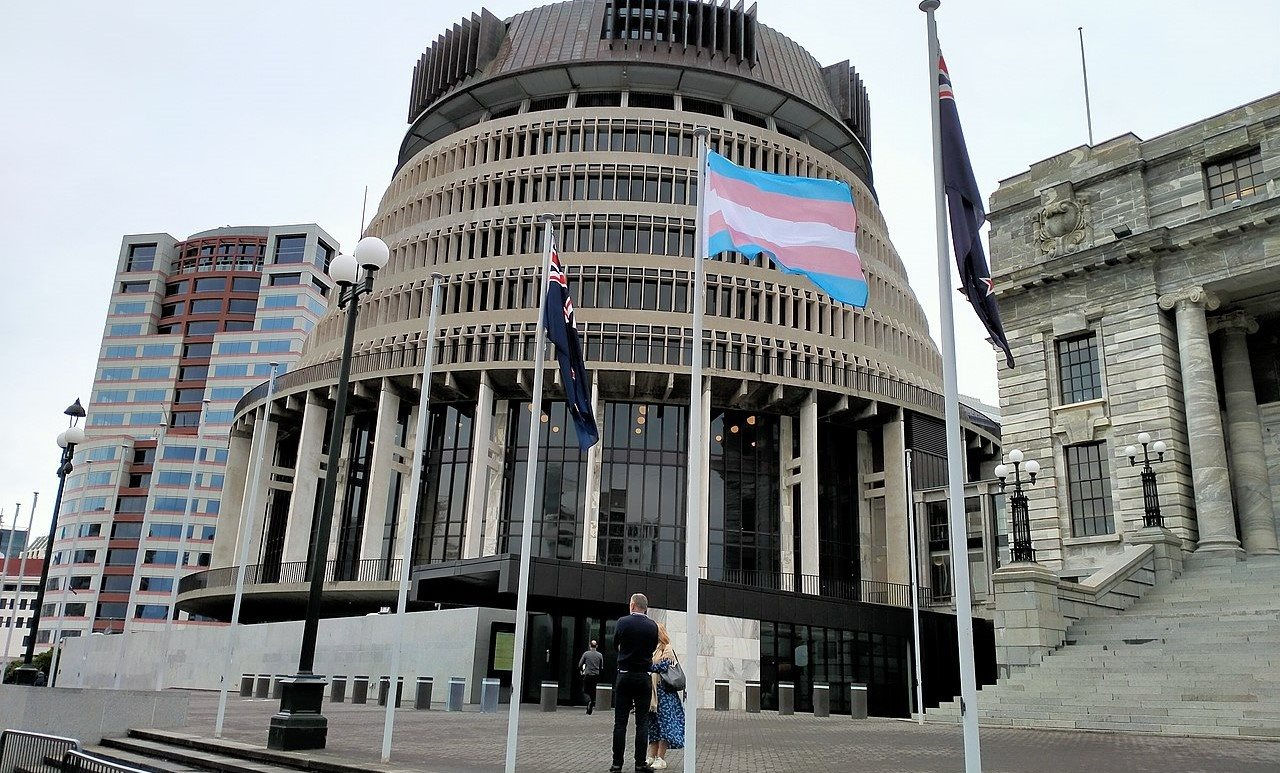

{"left": 193, "top": 7, "right": 998, "bottom": 715}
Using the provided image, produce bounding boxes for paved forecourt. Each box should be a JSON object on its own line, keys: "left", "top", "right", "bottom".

{"left": 176, "top": 691, "right": 1280, "bottom": 773}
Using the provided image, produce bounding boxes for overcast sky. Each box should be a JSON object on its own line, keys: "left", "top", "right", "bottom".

{"left": 2, "top": 0, "right": 1276, "bottom": 535}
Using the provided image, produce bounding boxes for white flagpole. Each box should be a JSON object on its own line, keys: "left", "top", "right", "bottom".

{"left": 215, "top": 362, "right": 280, "bottom": 737}
{"left": 503, "top": 213, "right": 556, "bottom": 773}
{"left": 3, "top": 496, "right": 36, "bottom": 663}
{"left": 920, "top": 2, "right": 983, "bottom": 770}
{"left": 904, "top": 449, "right": 925, "bottom": 723}
{"left": 156, "top": 398, "right": 212, "bottom": 692}
{"left": 381, "top": 271, "right": 446, "bottom": 761}
{"left": 684, "top": 125, "right": 711, "bottom": 773}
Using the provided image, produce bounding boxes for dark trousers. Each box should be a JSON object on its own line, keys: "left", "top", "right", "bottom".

{"left": 613, "top": 671, "right": 651, "bottom": 767}
{"left": 583, "top": 674, "right": 599, "bottom": 706}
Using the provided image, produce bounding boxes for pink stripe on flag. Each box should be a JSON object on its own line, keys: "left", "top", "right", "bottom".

{"left": 707, "top": 172, "right": 857, "bottom": 232}
{"left": 706, "top": 212, "right": 865, "bottom": 279}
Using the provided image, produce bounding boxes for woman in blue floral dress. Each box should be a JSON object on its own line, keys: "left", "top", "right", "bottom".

{"left": 645, "top": 623, "right": 685, "bottom": 770}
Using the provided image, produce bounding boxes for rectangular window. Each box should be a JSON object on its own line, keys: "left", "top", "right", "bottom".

{"left": 264, "top": 294, "right": 298, "bottom": 309}
{"left": 105, "top": 548, "right": 137, "bottom": 566}
{"left": 1066, "top": 442, "right": 1114, "bottom": 537}
{"left": 96, "top": 602, "right": 127, "bottom": 620}
{"left": 138, "top": 576, "right": 173, "bottom": 592}
{"left": 227, "top": 298, "right": 257, "bottom": 314}
{"left": 96, "top": 389, "right": 129, "bottom": 404}
{"left": 101, "top": 575, "right": 131, "bottom": 591}
{"left": 193, "top": 277, "right": 227, "bottom": 293}
{"left": 119, "top": 281, "right": 150, "bottom": 294}
{"left": 126, "top": 243, "right": 157, "bottom": 272}
{"left": 1205, "top": 147, "right": 1264, "bottom": 208}
{"left": 115, "top": 495, "right": 147, "bottom": 513}
{"left": 259, "top": 317, "right": 295, "bottom": 330}
{"left": 224, "top": 320, "right": 254, "bottom": 332}
{"left": 89, "top": 412, "right": 125, "bottom": 426}
{"left": 183, "top": 342, "right": 213, "bottom": 358}
{"left": 270, "top": 272, "right": 302, "bottom": 286}
{"left": 110, "top": 522, "right": 143, "bottom": 539}
{"left": 231, "top": 276, "right": 261, "bottom": 292}
{"left": 257, "top": 340, "right": 292, "bottom": 354}
{"left": 144, "top": 549, "right": 179, "bottom": 565}
{"left": 171, "top": 412, "right": 201, "bottom": 428}
{"left": 186, "top": 320, "right": 220, "bottom": 335}
{"left": 100, "top": 367, "right": 133, "bottom": 381}
{"left": 210, "top": 386, "right": 245, "bottom": 400}
{"left": 189, "top": 298, "right": 222, "bottom": 314}
{"left": 141, "top": 344, "right": 175, "bottom": 357}
{"left": 108, "top": 324, "right": 142, "bottom": 337}
{"left": 63, "top": 602, "right": 87, "bottom": 617}
{"left": 156, "top": 471, "right": 191, "bottom": 486}
{"left": 275, "top": 235, "right": 307, "bottom": 264}
{"left": 160, "top": 302, "right": 183, "bottom": 317}
{"left": 149, "top": 523, "right": 182, "bottom": 538}
{"left": 134, "top": 604, "right": 169, "bottom": 620}
{"left": 104, "top": 345, "right": 137, "bottom": 359}
{"left": 128, "top": 411, "right": 164, "bottom": 426}
{"left": 162, "top": 446, "right": 197, "bottom": 461}
{"left": 213, "top": 364, "right": 249, "bottom": 378}
{"left": 175, "top": 388, "right": 205, "bottom": 403}
{"left": 179, "top": 365, "right": 208, "bottom": 381}
{"left": 153, "top": 496, "right": 188, "bottom": 511}
{"left": 113, "top": 302, "right": 148, "bottom": 315}
{"left": 165, "top": 280, "right": 188, "bottom": 296}
{"left": 218, "top": 341, "right": 252, "bottom": 354}
{"left": 1057, "top": 333, "right": 1101, "bottom": 404}
{"left": 138, "top": 366, "right": 171, "bottom": 379}
{"left": 132, "top": 388, "right": 166, "bottom": 402}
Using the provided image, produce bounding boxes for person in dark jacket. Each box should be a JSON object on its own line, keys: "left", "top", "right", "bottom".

{"left": 611, "top": 593, "right": 658, "bottom": 773}
{"left": 579, "top": 639, "right": 604, "bottom": 714}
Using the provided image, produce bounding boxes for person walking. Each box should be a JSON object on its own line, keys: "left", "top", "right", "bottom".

{"left": 579, "top": 639, "right": 604, "bottom": 714}
{"left": 611, "top": 593, "right": 658, "bottom": 773}
{"left": 645, "top": 623, "right": 685, "bottom": 770}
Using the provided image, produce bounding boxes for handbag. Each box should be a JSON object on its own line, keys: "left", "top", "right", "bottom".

{"left": 659, "top": 650, "right": 687, "bottom": 693}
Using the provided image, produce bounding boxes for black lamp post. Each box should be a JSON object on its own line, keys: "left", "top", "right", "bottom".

{"left": 13, "top": 399, "right": 85, "bottom": 685}
{"left": 1125, "top": 433, "right": 1167, "bottom": 528}
{"left": 995, "top": 449, "right": 1039, "bottom": 563}
{"left": 269, "top": 236, "right": 389, "bottom": 751}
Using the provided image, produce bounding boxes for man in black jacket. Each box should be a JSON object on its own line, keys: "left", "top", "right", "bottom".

{"left": 611, "top": 593, "right": 658, "bottom": 773}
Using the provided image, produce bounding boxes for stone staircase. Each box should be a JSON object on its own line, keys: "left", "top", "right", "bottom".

{"left": 929, "top": 553, "right": 1280, "bottom": 738}
{"left": 81, "top": 729, "right": 383, "bottom": 773}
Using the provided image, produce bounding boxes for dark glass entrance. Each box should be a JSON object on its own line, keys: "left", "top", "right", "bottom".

{"left": 515, "top": 612, "right": 619, "bottom": 705}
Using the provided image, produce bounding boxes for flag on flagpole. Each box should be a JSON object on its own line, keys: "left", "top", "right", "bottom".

{"left": 702, "top": 151, "right": 869, "bottom": 308}
{"left": 542, "top": 232, "right": 599, "bottom": 450}
{"left": 938, "top": 54, "right": 1013, "bottom": 368}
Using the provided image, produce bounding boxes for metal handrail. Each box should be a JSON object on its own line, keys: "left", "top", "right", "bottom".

{"left": 178, "top": 558, "right": 402, "bottom": 595}
{"left": 178, "top": 557, "right": 927, "bottom": 608}
{"left": 0, "top": 729, "right": 79, "bottom": 773}
{"left": 62, "top": 750, "right": 151, "bottom": 773}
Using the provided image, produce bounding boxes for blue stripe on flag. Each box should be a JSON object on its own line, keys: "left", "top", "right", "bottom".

{"left": 707, "top": 151, "right": 850, "bottom": 203}
{"left": 707, "top": 230, "right": 869, "bottom": 308}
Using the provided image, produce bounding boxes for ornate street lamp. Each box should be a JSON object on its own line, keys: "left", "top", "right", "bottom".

{"left": 270, "top": 236, "right": 389, "bottom": 751}
{"left": 1125, "top": 432, "right": 1167, "bottom": 528}
{"left": 994, "top": 448, "right": 1040, "bottom": 563}
{"left": 13, "top": 399, "right": 86, "bottom": 685}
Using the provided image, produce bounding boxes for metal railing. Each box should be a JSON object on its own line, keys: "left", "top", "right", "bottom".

{"left": 0, "top": 730, "right": 79, "bottom": 773}
{"left": 62, "top": 750, "right": 150, "bottom": 773}
{"left": 178, "top": 558, "right": 402, "bottom": 595}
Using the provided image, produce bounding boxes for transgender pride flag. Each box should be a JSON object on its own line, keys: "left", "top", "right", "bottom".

{"left": 702, "top": 150, "right": 868, "bottom": 308}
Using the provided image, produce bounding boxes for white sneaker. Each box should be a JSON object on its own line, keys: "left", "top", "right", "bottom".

{"left": 651, "top": 758, "right": 668, "bottom": 770}
{"left": 645, "top": 757, "right": 654, "bottom": 766}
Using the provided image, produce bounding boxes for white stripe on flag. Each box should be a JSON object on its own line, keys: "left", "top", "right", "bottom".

{"left": 704, "top": 187, "right": 858, "bottom": 252}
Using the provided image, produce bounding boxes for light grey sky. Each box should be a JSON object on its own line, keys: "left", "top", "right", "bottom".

{"left": 2, "top": 1, "right": 1276, "bottom": 535}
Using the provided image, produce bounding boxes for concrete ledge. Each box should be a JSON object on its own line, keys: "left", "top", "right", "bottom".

{"left": 0, "top": 686, "right": 190, "bottom": 745}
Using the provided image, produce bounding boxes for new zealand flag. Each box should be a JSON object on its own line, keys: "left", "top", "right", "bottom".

{"left": 939, "top": 54, "right": 1014, "bottom": 368}
{"left": 543, "top": 232, "right": 600, "bottom": 450}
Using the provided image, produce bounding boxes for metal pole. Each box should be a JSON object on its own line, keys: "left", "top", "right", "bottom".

{"left": 1078, "top": 27, "right": 1094, "bottom": 146}
{"left": 684, "top": 125, "right": 711, "bottom": 773}
{"left": 920, "top": 2, "right": 983, "bottom": 769}
{"left": 215, "top": 363, "right": 280, "bottom": 737}
{"left": 53, "top": 471, "right": 90, "bottom": 686}
{"left": 2, "top": 496, "right": 35, "bottom": 664}
{"left": 157, "top": 399, "right": 212, "bottom": 692}
{"left": 504, "top": 215, "right": 556, "bottom": 773}
{"left": 904, "top": 449, "right": 925, "bottom": 723}
{"left": 19, "top": 443, "right": 74, "bottom": 674}
{"left": 381, "top": 273, "right": 445, "bottom": 762}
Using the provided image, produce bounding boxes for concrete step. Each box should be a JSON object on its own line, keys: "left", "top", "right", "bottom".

{"left": 84, "top": 744, "right": 206, "bottom": 773}
{"left": 101, "top": 738, "right": 274, "bottom": 773}
{"left": 122, "top": 729, "right": 374, "bottom": 773}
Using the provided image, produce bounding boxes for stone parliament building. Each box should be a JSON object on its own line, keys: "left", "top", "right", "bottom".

{"left": 170, "top": 0, "right": 1005, "bottom": 717}
{"left": 989, "top": 90, "right": 1280, "bottom": 573}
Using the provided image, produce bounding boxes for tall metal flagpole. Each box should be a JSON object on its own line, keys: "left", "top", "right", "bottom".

{"left": 3, "top": 497, "right": 36, "bottom": 664}
{"left": 215, "top": 363, "right": 280, "bottom": 737}
{"left": 684, "top": 125, "right": 711, "bottom": 773}
{"left": 157, "top": 398, "right": 212, "bottom": 691}
{"left": 1077, "top": 27, "right": 1095, "bottom": 146}
{"left": 381, "top": 272, "right": 445, "bottom": 762}
{"left": 504, "top": 214, "right": 556, "bottom": 773}
{"left": 904, "top": 449, "right": 925, "bottom": 723}
{"left": 920, "top": 2, "right": 983, "bottom": 770}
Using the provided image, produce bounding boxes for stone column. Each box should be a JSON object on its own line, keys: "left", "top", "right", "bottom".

{"left": 1212, "top": 312, "right": 1279, "bottom": 555}
{"left": 882, "top": 411, "right": 909, "bottom": 586}
{"left": 240, "top": 411, "right": 278, "bottom": 568}
{"left": 359, "top": 381, "right": 402, "bottom": 562}
{"left": 580, "top": 376, "right": 604, "bottom": 564}
{"left": 991, "top": 563, "right": 1065, "bottom": 677}
{"left": 481, "top": 400, "right": 509, "bottom": 556}
{"left": 282, "top": 392, "right": 328, "bottom": 564}
{"left": 462, "top": 378, "right": 495, "bottom": 560}
{"left": 212, "top": 428, "right": 254, "bottom": 568}
{"left": 1158, "top": 287, "right": 1241, "bottom": 555}
{"left": 778, "top": 416, "right": 799, "bottom": 591}
{"left": 798, "top": 391, "right": 820, "bottom": 579}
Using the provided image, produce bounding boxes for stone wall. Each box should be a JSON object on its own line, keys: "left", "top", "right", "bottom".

{"left": 58, "top": 607, "right": 509, "bottom": 703}
{"left": 0, "top": 686, "right": 189, "bottom": 744}
{"left": 650, "top": 608, "right": 760, "bottom": 711}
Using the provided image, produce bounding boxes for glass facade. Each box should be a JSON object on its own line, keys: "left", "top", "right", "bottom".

{"left": 760, "top": 620, "right": 908, "bottom": 717}
{"left": 335, "top": 411, "right": 377, "bottom": 580}
{"left": 597, "top": 402, "right": 688, "bottom": 574}
{"left": 501, "top": 402, "right": 587, "bottom": 560}
{"left": 413, "top": 404, "right": 474, "bottom": 565}
{"left": 708, "top": 410, "right": 780, "bottom": 582}
{"left": 817, "top": 421, "right": 859, "bottom": 592}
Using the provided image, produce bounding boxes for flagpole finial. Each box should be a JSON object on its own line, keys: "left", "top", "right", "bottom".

{"left": 430, "top": 271, "right": 445, "bottom": 282}
{"left": 540, "top": 213, "right": 555, "bottom": 223}
{"left": 694, "top": 126, "right": 710, "bottom": 140}
{"left": 919, "top": 0, "right": 939, "bottom": 11}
